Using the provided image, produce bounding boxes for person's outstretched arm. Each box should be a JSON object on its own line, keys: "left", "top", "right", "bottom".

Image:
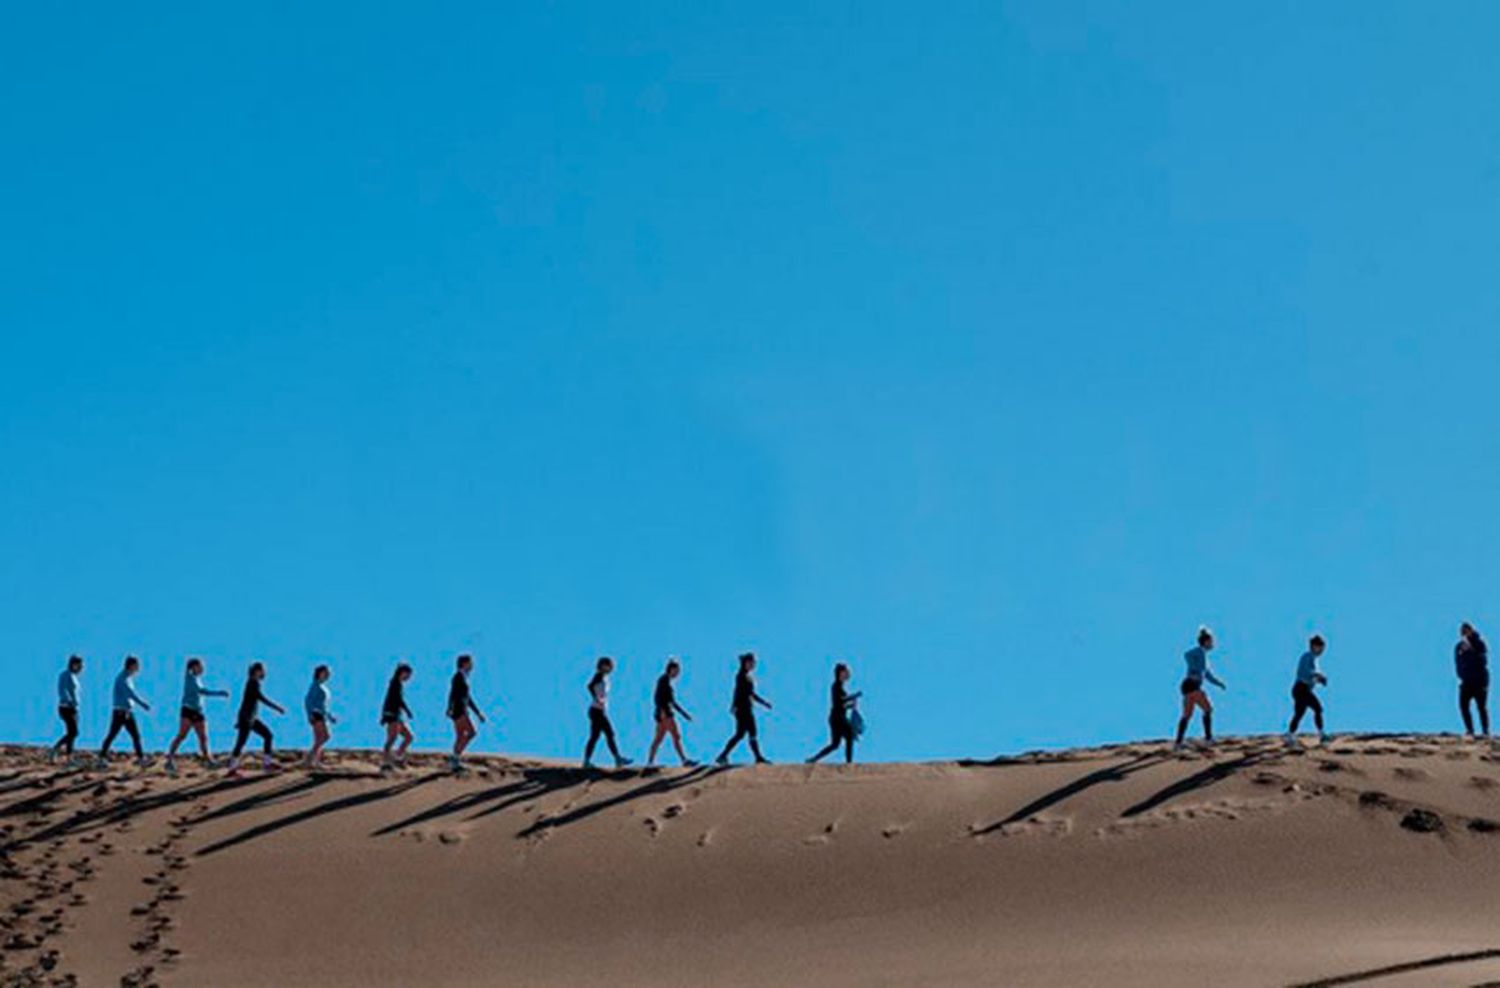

{"left": 1205, "top": 670, "right": 1227, "bottom": 689}
{"left": 754, "top": 692, "right": 773, "bottom": 709}
{"left": 673, "top": 699, "right": 692, "bottom": 721}
{"left": 265, "top": 696, "right": 287, "bottom": 715}
{"left": 401, "top": 698, "right": 414, "bottom": 719}
{"left": 129, "top": 684, "right": 151, "bottom": 711}
{"left": 468, "top": 696, "right": 485, "bottom": 722}
{"left": 204, "top": 686, "right": 230, "bottom": 698}
{"left": 845, "top": 691, "right": 863, "bottom": 707}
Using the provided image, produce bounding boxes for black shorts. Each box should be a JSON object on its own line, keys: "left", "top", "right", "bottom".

{"left": 180, "top": 707, "right": 206, "bottom": 727}
{"left": 1180, "top": 678, "right": 1204, "bottom": 696}
{"left": 308, "top": 712, "right": 327, "bottom": 726}
{"left": 380, "top": 712, "right": 405, "bottom": 727}
{"left": 447, "top": 707, "right": 469, "bottom": 722}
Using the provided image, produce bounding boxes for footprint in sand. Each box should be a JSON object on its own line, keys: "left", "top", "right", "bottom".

{"left": 1468, "top": 776, "right": 1499, "bottom": 791}
{"left": 1393, "top": 767, "right": 1429, "bottom": 782}
{"left": 881, "top": 824, "right": 908, "bottom": 840}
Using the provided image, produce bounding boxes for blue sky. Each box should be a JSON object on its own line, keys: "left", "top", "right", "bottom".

{"left": 4, "top": 3, "right": 1500, "bottom": 762}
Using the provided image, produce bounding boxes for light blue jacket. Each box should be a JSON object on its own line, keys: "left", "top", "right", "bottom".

{"left": 112, "top": 670, "right": 147, "bottom": 712}
{"left": 181, "top": 671, "right": 228, "bottom": 713}
{"left": 57, "top": 670, "right": 79, "bottom": 709}
{"left": 1184, "top": 647, "right": 1226, "bottom": 688}
{"left": 305, "top": 681, "right": 331, "bottom": 719}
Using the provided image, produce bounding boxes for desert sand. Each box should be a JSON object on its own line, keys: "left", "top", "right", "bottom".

{"left": 3, "top": 735, "right": 1500, "bottom": 987}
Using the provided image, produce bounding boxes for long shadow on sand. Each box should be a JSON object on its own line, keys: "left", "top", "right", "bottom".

{"left": 971, "top": 753, "right": 1168, "bottom": 836}
{"left": 196, "top": 773, "right": 444, "bottom": 857}
{"left": 1289, "top": 947, "right": 1500, "bottom": 986}
{"left": 3, "top": 774, "right": 267, "bottom": 852}
{"left": 515, "top": 766, "right": 726, "bottom": 839}
{"left": 369, "top": 768, "right": 587, "bottom": 836}
{"left": 1119, "top": 750, "right": 1272, "bottom": 818}
{"left": 190, "top": 775, "right": 333, "bottom": 826}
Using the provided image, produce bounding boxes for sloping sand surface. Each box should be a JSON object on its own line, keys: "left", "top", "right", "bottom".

{"left": 3, "top": 735, "right": 1500, "bottom": 986}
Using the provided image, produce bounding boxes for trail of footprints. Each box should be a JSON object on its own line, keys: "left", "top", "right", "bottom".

{"left": 0, "top": 766, "right": 217, "bottom": 988}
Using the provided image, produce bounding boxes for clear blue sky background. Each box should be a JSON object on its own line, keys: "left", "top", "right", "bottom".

{"left": 4, "top": 3, "right": 1500, "bottom": 762}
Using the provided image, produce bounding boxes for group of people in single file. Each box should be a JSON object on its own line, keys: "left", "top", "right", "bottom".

{"left": 48, "top": 650, "right": 864, "bottom": 774}
{"left": 45, "top": 622, "right": 1493, "bottom": 773}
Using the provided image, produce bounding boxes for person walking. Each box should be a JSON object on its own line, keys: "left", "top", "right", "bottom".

{"left": 52, "top": 655, "right": 84, "bottom": 763}
{"left": 380, "top": 663, "right": 415, "bottom": 772}
{"left": 227, "top": 662, "right": 286, "bottom": 775}
{"left": 583, "top": 657, "right": 631, "bottom": 769}
{"left": 1174, "top": 627, "right": 1225, "bottom": 749}
{"left": 1457, "top": 622, "right": 1491, "bottom": 738}
{"left": 165, "top": 657, "right": 230, "bottom": 774}
{"left": 808, "top": 662, "right": 863, "bottom": 764}
{"left": 99, "top": 655, "right": 151, "bottom": 768}
{"left": 303, "top": 665, "right": 336, "bottom": 769}
{"left": 447, "top": 654, "right": 486, "bottom": 773}
{"left": 1284, "top": 635, "right": 1329, "bottom": 745}
{"left": 716, "top": 652, "right": 772, "bottom": 766}
{"left": 646, "top": 657, "right": 697, "bottom": 768}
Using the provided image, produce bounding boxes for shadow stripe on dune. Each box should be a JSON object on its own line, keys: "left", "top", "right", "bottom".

{"left": 1288, "top": 948, "right": 1500, "bottom": 986}
{"left": 195, "top": 773, "right": 443, "bottom": 856}
{"left": 3, "top": 774, "right": 266, "bottom": 852}
{"left": 190, "top": 775, "right": 332, "bottom": 825}
{"left": 971, "top": 753, "right": 1168, "bottom": 836}
{"left": 1120, "top": 750, "right": 1271, "bottom": 819}
{"left": 515, "top": 766, "right": 725, "bottom": 838}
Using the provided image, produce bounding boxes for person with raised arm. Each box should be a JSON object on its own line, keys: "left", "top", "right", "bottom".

{"left": 646, "top": 657, "right": 697, "bottom": 768}
{"left": 716, "top": 652, "right": 772, "bottom": 765}
{"left": 99, "top": 655, "right": 151, "bottom": 768}
{"left": 52, "top": 655, "right": 84, "bottom": 764}
{"left": 165, "top": 657, "right": 230, "bottom": 774}
{"left": 303, "top": 664, "right": 336, "bottom": 770}
{"left": 447, "top": 654, "right": 486, "bottom": 773}
{"left": 1457, "top": 622, "right": 1491, "bottom": 738}
{"left": 380, "top": 663, "right": 415, "bottom": 773}
{"left": 808, "top": 662, "right": 863, "bottom": 764}
{"left": 1174, "top": 627, "right": 1225, "bottom": 749}
{"left": 226, "top": 662, "right": 286, "bottom": 775}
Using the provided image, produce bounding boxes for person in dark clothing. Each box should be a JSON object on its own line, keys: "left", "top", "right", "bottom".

{"left": 447, "top": 654, "right": 486, "bottom": 772}
{"left": 381, "top": 663, "right": 415, "bottom": 772}
{"left": 1457, "top": 622, "right": 1491, "bottom": 738}
{"left": 716, "top": 652, "right": 772, "bottom": 766}
{"left": 808, "top": 662, "right": 863, "bottom": 764}
{"left": 53, "top": 655, "right": 84, "bottom": 762}
{"left": 583, "top": 657, "right": 631, "bottom": 769}
{"left": 647, "top": 657, "right": 697, "bottom": 768}
{"left": 228, "top": 662, "right": 286, "bottom": 774}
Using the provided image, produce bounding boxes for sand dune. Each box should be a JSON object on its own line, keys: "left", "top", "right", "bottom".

{"left": 3, "top": 735, "right": 1500, "bottom": 987}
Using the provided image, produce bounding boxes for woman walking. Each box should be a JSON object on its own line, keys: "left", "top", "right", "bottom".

{"left": 380, "top": 663, "right": 415, "bottom": 773}
{"left": 1174, "top": 627, "right": 1225, "bottom": 749}
{"left": 99, "top": 655, "right": 151, "bottom": 768}
{"left": 227, "top": 662, "right": 286, "bottom": 775}
{"left": 52, "top": 655, "right": 84, "bottom": 763}
{"left": 1285, "top": 635, "right": 1329, "bottom": 745}
{"left": 165, "top": 657, "right": 230, "bottom": 774}
{"left": 447, "top": 654, "right": 486, "bottom": 773}
{"left": 808, "top": 662, "right": 863, "bottom": 764}
{"left": 646, "top": 657, "right": 697, "bottom": 768}
{"left": 583, "top": 657, "right": 631, "bottom": 769}
{"left": 716, "top": 652, "right": 772, "bottom": 766}
{"left": 303, "top": 665, "right": 336, "bottom": 769}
